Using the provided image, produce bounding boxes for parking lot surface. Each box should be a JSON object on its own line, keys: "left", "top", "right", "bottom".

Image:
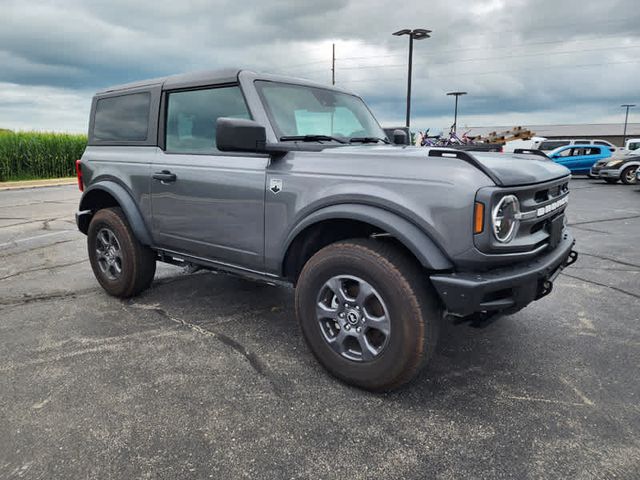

{"left": 1, "top": 180, "right": 639, "bottom": 479}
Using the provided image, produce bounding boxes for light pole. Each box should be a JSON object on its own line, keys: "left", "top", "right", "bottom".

{"left": 447, "top": 91, "right": 467, "bottom": 134}
{"left": 392, "top": 28, "right": 431, "bottom": 129}
{"left": 621, "top": 104, "right": 635, "bottom": 145}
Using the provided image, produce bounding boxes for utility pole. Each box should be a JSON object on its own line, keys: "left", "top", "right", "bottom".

{"left": 621, "top": 104, "right": 635, "bottom": 145}
{"left": 392, "top": 29, "right": 431, "bottom": 129}
{"left": 331, "top": 43, "right": 335, "bottom": 85}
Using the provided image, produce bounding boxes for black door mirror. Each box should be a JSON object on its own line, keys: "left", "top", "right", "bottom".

{"left": 393, "top": 129, "right": 408, "bottom": 145}
{"left": 216, "top": 118, "right": 267, "bottom": 153}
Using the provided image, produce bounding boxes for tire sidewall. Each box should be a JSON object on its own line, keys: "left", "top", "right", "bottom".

{"left": 296, "top": 244, "right": 427, "bottom": 389}
{"left": 621, "top": 166, "right": 637, "bottom": 185}
{"left": 87, "top": 210, "right": 136, "bottom": 297}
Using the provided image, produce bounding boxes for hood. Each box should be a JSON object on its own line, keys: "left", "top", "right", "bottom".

{"left": 316, "top": 145, "right": 570, "bottom": 187}
{"left": 470, "top": 150, "right": 571, "bottom": 186}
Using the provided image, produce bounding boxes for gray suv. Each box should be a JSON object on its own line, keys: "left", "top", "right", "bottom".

{"left": 76, "top": 69, "right": 578, "bottom": 391}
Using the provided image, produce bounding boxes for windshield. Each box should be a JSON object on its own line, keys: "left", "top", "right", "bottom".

{"left": 255, "top": 81, "right": 387, "bottom": 142}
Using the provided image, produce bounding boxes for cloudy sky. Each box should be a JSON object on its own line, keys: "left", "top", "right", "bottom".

{"left": 1, "top": 0, "right": 639, "bottom": 134}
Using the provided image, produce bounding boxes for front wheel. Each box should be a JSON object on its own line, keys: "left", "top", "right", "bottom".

{"left": 295, "top": 239, "right": 440, "bottom": 391}
{"left": 620, "top": 165, "right": 638, "bottom": 185}
{"left": 87, "top": 207, "right": 157, "bottom": 298}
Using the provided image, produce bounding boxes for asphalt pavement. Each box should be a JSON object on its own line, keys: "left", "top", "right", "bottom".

{"left": 0, "top": 180, "right": 638, "bottom": 479}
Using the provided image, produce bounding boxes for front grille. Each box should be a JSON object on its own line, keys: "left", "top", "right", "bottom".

{"left": 474, "top": 176, "right": 570, "bottom": 254}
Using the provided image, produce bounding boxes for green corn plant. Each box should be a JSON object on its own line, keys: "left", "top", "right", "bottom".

{"left": 0, "top": 131, "right": 87, "bottom": 181}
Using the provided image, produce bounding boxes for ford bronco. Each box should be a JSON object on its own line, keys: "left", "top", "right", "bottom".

{"left": 76, "top": 69, "right": 578, "bottom": 391}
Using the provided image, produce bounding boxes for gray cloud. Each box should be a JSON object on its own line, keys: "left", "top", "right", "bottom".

{"left": 0, "top": 0, "right": 639, "bottom": 132}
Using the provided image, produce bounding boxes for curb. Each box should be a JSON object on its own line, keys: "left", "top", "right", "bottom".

{"left": 0, "top": 178, "right": 77, "bottom": 191}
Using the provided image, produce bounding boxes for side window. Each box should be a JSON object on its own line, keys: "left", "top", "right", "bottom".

{"left": 556, "top": 148, "right": 572, "bottom": 157}
{"left": 165, "top": 86, "right": 250, "bottom": 154}
{"left": 93, "top": 92, "right": 150, "bottom": 142}
{"left": 594, "top": 141, "right": 609, "bottom": 146}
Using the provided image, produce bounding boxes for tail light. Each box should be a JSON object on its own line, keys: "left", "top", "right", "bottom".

{"left": 75, "top": 159, "right": 83, "bottom": 191}
{"left": 474, "top": 202, "right": 485, "bottom": 234}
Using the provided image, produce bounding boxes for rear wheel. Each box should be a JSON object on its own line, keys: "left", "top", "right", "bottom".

{"left": 88, "top": 207, "right": 156, "bottom": 298}
{"left": 295, "top": 239, "right": 440, "bottom": 391}
{"left": 620, "top": 165, "right": 638, "bottom": 185}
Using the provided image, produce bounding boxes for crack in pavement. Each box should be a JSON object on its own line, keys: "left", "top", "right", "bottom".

{"left": 0, "top": 273, "right": 198, "bottom": 308}
{"left": 561, "top": 272, "right": 640, "bottom": 300}
{"left": 569, "top": 213, "right": 640, "bottom": 227}
{"left": 570, "top": 224, "right": 611, "bottom": 235}
{"left": 0, "top": 259, "right": 88, "bottom": 281}
{"left": 0, "top": 238, "right": 81, "bottom": 258}
{"left": 577, "top": 251, "right": 640, "bottom": 269}
{"left": 127, "top": 300, "right": 288, "bottom": 399}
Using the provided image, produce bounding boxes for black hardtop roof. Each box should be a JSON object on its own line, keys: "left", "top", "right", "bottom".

{"left": 95, "top": 69, "right": 357, "bottom": 96}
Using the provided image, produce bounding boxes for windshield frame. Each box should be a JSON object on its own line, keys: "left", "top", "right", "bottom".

{"left": 253, "top": 80, "right": 388, "bottom": 144}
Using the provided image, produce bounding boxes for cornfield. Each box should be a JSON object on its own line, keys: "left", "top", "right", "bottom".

{"left": 0, "top": 130, "right": 87, "bottom": 182}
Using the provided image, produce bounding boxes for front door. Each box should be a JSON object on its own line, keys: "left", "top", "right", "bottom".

{"left": 150, "top": 85, "right": 268, "bottom": 271}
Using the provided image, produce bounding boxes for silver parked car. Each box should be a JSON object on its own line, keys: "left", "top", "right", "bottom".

{"left": 597, "top": 157, "right": 640, "bottom": 184}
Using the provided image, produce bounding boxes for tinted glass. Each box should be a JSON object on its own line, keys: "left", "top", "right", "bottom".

{"left": 166, "top": 86, "right": 250, "bottom": 153}
{"left": 555, "top": 148, "right": 573, "bottom": 157}
{"left": 539, "top": 140, "right": 570, "bottom": 151}
{"left": 628, "top": 142, "right": 640, "bottom": 150}
{"left": 255, "top": 81, "right": 386, "bottom": 140}
{"left": 93, "top": 93, "right": 150, "bottom": 141}
{"left": 594, "top": 141, "right": 609, "bottom": 146}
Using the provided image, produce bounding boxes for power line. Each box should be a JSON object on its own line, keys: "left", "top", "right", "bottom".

{"left": 289, "top": 45, "right": 640, "bottom": 77}
{"left": 336, "top": 33, "right": 640, "bottom": 63}
{"left": 333, "top": 44, "right": 640, "bottom": 71}
{"left": 335, "top": 59, "right": 640, "bottom": 84}
{"left": 338, "top": 15, "right": 638, "bottom": 55}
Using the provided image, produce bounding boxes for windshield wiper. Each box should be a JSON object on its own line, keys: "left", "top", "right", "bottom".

{"left": 280, "top": 135, "right": 347, "bottom": 144}
{"left": 349, "top": 137, "right": 391, "bottom": 144}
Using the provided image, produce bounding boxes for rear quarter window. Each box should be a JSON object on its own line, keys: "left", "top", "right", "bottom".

{"left": 93, "top": 92, "right": 151, "bottom": 142}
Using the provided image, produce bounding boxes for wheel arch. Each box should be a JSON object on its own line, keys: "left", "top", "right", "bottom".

{"left": 77, "top": 181, "right": 152, "bottom": 246}
{"left": 281, "top": 204, "right": 452, "bottom": 282}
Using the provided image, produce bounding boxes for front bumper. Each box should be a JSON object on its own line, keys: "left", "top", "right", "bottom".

{"left": 590, "top": 166, "right": 604, "bottom": 177}
{"left": 430, "top": 233, "right": 577, "bottom": 316}
{"left": 599, "top": 168, "right": 621, "bottom": 179}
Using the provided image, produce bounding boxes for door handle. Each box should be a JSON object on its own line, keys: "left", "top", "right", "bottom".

{"left": 152, "top": 170, "right": 177, "bottom": 183}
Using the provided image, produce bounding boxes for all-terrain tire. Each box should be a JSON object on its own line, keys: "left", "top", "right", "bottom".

{"left": 87, "top": 207, "right": 156, "bottom": 298}
{"left": 295, "top": 238, "right": 440, "bottom": 391}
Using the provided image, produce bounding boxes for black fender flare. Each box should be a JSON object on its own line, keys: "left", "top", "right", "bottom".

{"left": 282, "top": 204, "right": 453, "bottom": 271}
{"left": 77, "top": 181, "right": 153, "bottom": 246}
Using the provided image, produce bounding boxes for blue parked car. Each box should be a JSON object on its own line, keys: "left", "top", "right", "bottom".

{"left": 547, "top": 144, "right": 611, "bottom": 174}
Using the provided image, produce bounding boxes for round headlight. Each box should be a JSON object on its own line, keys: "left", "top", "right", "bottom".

{"left": 492, "top": 195, "right": 520, "bottom": 243}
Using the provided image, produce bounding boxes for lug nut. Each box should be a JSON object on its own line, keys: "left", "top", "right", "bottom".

{"left": 339, "top": 312, "right": 345, "bottom": 318}
{"left": 345, "top": 325, "right": 351, "bottom": 330}
{"left": 355, "top": 305, "right": 360, "bottom": 310}
{"left": 356, "top": 327, "right": 361, "bottom": 333}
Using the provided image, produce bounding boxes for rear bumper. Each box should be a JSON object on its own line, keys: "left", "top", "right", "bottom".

{"left": 430, "top": 232, "right": 577, "bottom": 316}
